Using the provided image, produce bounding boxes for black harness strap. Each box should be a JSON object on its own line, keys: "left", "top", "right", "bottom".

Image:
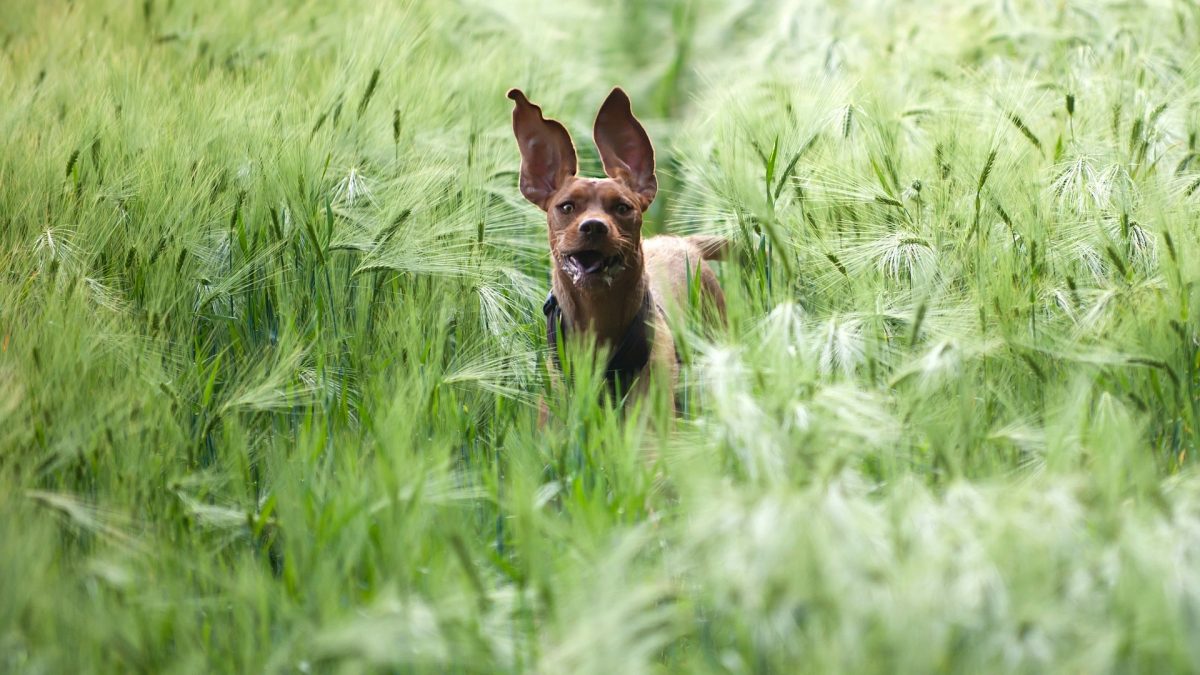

{"left": 544, "top": 291, "right": 655, "bottom": 398}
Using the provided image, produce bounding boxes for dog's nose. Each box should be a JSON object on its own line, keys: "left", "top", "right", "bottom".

{"left": 578, "top": 219, "right": 607, "bottom": 237}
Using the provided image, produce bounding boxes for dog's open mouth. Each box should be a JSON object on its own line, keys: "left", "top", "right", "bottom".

{"left": 562, "top": 250, "right": 625, "bottom": 284}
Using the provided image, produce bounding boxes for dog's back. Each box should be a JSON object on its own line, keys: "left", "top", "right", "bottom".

{"left": 644, "top": 234, "right": 727, "bottom": 324}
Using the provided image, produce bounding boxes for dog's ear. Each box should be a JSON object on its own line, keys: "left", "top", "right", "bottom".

{"left": 508, "top": 89, "right": 577, "bottom": 209}
{"left": 593, "top": 87, "right": 657, "bottom": 208}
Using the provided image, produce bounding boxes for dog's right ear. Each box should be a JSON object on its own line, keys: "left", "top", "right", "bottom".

{"left": 508, "top": 89, "right": 577, "bottom": 210}
{"left": 593, "top": 87, "right": 657, "bottom": 208}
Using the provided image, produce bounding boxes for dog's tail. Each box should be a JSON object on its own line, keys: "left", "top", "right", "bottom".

{"left": 685, "top": 234, "right": 730, "bottom": 261}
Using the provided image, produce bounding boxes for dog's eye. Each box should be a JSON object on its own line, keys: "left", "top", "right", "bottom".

{"left": 614, "top": 202, "right": 632, "bottom": 215}
{"left": 558, "top": 202, "right": 575, "bottom": 214}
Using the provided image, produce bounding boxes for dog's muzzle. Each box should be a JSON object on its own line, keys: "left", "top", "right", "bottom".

{"left": 561, "top": 250, "right": 625, "bottom": 285}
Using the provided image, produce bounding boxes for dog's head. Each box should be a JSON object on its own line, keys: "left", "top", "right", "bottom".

{"left": 508, "top": 88, "right": 656, "bottom": 290}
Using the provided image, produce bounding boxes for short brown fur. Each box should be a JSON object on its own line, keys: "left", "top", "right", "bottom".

{"left": 508, "top": 87, "right": 726, "bottom": 408}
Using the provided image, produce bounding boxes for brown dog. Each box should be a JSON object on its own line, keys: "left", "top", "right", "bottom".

{"left": 508, "top": 87, "right": 726, "bottom": 405}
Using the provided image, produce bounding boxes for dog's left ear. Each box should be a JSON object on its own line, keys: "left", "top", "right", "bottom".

{"left": 593, "top": 87, "right": 657, "bottom": 208}
{"left": 509, "top": 89, "right": 578, "bottom": 210}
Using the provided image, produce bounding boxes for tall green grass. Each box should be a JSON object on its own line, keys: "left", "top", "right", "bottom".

{"left": 3, "top": 0, "right": 1200, "bottom": 672}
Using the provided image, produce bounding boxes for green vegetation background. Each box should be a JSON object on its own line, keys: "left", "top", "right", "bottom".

{"left": 4, "top": 0, "right": 1200, "bottom": 672}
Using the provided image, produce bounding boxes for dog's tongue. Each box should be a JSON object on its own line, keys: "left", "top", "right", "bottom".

{"left": 571, "top": 251, "right": 605, "bottom": 274}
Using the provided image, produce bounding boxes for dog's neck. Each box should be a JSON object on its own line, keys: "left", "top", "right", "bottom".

{"left": 551, "top": 248, "right": 647, "bottom": 348}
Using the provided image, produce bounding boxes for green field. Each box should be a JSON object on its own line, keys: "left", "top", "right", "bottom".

{"left": 5, "top": 0, "right": 1200, "bottom": 672}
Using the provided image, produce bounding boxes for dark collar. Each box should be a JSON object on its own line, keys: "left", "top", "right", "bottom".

{"left": 543, "top": 290, "right": 654, "bottom": 399}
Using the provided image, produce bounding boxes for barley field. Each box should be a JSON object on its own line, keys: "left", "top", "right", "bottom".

{"left": 4, "top": 0, "right": 1200, "bottom": 672}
